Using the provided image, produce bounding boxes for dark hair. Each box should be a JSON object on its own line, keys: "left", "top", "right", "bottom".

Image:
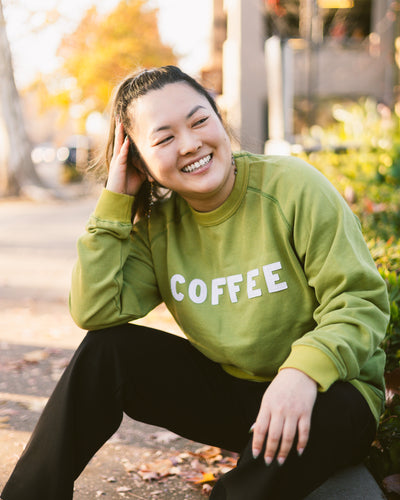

{"left": 102, "top": 65, "right": 223, "bottom": 219}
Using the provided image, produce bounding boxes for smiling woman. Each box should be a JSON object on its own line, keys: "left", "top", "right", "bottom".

{"left": 128, "top": 81, "right": 234, "bottom": 212}
{"left": 1, "top": 66, "right": 390, "bottom": 500}
{"left": 103, "top": 66, "right": 235, "bottom": 215}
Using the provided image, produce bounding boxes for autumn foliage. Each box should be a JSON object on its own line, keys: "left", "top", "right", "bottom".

{"left": 37, "top": 0, "right": 176, "bottom": 124}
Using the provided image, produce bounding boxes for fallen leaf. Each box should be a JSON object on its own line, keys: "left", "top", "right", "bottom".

{"left": 116, "top": 486, "right": 132, "bottom": 492}
{"left": 137, "top": 471, "right": 159, "bottom": 482}
{"left": 137, "top": 458, "right": 181, "bottom": 481}
{"left": 193, "top": 446, "right": 223, "bottom": 463}
{"left": 23, "top": 349, "right": 50, "bottom": 363}
{"left": 202, "top": 484, "right": 213, "bottom": 495}
{"left": 150, "top": 430, "right": 180, "bottom": 444}
{"left": 383, "top": 474, "right": 400, "bottom": 494}
{"left": 193, "top": 472, "right": 217, "bottom": 484}
{"left": 121, "top": 460, "right": 136, "bottom": 473}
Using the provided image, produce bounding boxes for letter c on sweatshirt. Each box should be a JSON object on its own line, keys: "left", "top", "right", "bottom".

{"left": 171, "top": 274, "right": 185, "bottom": 301}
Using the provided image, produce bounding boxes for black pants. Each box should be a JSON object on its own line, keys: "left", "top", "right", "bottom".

{"left": 2, "top": 323, "right": 376, "bottom": 500}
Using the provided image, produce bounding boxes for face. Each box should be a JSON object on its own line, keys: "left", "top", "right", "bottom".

{"left": 130, "top": 82, "right": 235, "bottom": 212}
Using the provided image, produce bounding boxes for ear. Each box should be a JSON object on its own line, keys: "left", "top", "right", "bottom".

{"left": 133, "top": 156, "right": 154, "bottom": 183}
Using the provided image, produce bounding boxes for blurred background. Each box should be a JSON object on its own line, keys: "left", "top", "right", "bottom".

{"left": 0, "top": 1, "right": 400, "bottom": 494}
{"left": 1, "top": 0, "right": 400, "bottom": 195}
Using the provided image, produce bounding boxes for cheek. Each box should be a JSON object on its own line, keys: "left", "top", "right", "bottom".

{"left": 140, "top": 149, "right": 174, "bottom": 183}
{"left": 209, "top": 122, "right": 230, "bottom": 147}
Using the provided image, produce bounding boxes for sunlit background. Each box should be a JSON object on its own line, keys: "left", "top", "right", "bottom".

{"left": 1, "top": 1, "right": 400, "bottom": 492}
{"left": 4, "top": 0, "right": 213, "bottom": 87}
{"left": 1, "top": 0, "right": 214, "bottom": 176}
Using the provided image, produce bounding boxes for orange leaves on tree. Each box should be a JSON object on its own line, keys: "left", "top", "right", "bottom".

{"left": 43, "top": 0, "right": 177, "bottom": 123}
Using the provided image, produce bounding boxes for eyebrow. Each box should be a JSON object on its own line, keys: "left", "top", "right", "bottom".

{"left": 151, "top": 105, "right": 207, "bottom": 135}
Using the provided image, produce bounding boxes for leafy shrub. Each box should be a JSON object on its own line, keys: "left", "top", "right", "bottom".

{"left": 295, "top": 101, "right": 400, "bottom": 493}
{"left": 296, "top": 149, "right": 400, "bottom": 241}
{"left": 366, "top": 240, "right": 400, "bottom": 490}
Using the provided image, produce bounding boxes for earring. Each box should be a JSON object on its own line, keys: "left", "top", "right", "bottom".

{"left": 147, "top": 181, "right": 155, "bottom": 219}
{"left": 232, "top": 153, "right": 238, "bottom": 175}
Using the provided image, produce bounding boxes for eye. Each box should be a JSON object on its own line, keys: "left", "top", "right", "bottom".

{"left": 193, "top": 117, "right": 208, "bottom": 127}
{"left": 156, "top": 135, "right": 174, "bottom": 146}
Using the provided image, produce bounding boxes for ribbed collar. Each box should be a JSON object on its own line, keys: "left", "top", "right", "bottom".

{"left": 189, "top": 153, "right": 249, "bottom": 226}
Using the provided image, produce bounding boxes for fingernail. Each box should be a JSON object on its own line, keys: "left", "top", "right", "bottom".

{"left": 297, "top": 448, "right": 304, "bottom": 457}
{"left": 252, "top": 448, "right": 260, "bottom": 459}
{"left": 264, "top": 456, "right": 272, "bottom": 466}
{"left": 249, "top": 424, "right": 255, "bottom": 433}
{"left": 277, "top": 456, "right": 286, "bottom": 466}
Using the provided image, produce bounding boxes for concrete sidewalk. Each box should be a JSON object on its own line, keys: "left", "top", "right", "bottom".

{"left": 0, "top": 186, "right": 205, "bottom": 499}
{"left": 0, "top": 179, "right": 386, "bottom": 499}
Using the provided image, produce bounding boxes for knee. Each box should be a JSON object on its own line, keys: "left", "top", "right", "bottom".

{"left": 79, "top": 323, "right": 147, "bottom": 360}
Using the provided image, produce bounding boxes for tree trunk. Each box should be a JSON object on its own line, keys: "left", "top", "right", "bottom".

{"left": 0, "top": 0, "right": 45, "bottom": 197}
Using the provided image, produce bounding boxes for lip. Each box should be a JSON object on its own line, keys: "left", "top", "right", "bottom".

{"left": 181, "top": 153, "right": 213, "bottom": 174}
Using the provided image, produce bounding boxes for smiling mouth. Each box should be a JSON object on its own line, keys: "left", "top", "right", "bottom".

{"left": 181, "top": 154, "right": 212, "bottom": 173}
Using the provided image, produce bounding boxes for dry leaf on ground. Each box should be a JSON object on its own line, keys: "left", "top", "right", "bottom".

{"left": 383, "top": 474, "right": 400, "bottom": 494}
{"left": 137, "top": 458, "right": 182, "bottom": 481}
{"left": 23, "top": 349, "right": 50, "bottom": 363}
{"left": 150, "top": 430, "right": 181, "bottom": 444}
{"left": 130, "top": 445, "right": 238, "bottom": 494}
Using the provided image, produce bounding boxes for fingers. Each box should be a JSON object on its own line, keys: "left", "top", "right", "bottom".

{"left": 296, "top": 415, "right": 311, "bottom": 456}
{"left": 253, "top": 415, "right": 309, "bottom": 466}
{"left": 106, "top": 123, "right": 132, "bottom": 194}
{"left": 251, "top": 413, "right": 270, "bottom": 460}
{"left": 119, "top": 135, "right": 130, "bottom": 161}
{"left": 254, "top": 415, "right": 296, "bottom": 466}
{"left": 263, "top": 415, "right": 283, "bottom": 464}
{"left": 251, "top": 368, "right": 317, "bottom": 466}
{"left": 110, "top": 122, "right": 130, "bottom": 172}
{"left": 113, "top": 121, "right": 125, "bottom": 158}
{"left": 267, "top": 417, "right": 297, "bottom": 465}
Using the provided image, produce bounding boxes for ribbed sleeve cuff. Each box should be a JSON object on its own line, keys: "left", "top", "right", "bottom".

{"left": 94, "top": 188, "right": 135, "bottom": 223}
{"left": 279, "top": 345, "right": 340, "bottom": 392}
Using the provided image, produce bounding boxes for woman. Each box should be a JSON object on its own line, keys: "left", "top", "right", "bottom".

{"left": 1, "top": 65, "right": 389, "bottom": 500}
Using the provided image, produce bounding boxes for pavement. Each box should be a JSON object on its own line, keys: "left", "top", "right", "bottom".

{"left": 0, "top": 166, "right": 207, "bottom": 500}
{"left": 0, "top": 163, "right": 387, "bottom": 499}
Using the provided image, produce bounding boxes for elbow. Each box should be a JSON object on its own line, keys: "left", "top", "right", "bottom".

{"left": 69, "top": 295, "right": 97, "bottom": 331}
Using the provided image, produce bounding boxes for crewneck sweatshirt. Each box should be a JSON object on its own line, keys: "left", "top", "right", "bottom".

{"left": 70, "top": 152, "right": 390, "bottom": 424}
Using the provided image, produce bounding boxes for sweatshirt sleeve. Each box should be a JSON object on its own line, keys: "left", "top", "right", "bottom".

{"left": 69, "top": 188, "right": 162, "bottom": 330}
{"left": 278, "top": 160, "right": 389, "bottom": 391}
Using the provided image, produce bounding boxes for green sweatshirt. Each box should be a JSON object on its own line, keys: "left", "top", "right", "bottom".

{"left": 70, "top": 152, "right": 390, "bottom": 424}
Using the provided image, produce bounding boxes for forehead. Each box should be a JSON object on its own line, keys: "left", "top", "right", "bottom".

{"left": 131, "top": 82, "right": 211, "bottom": 133}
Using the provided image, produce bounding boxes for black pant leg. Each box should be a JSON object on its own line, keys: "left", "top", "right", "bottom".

{"left": 2, "top": 328, "right": 127, "bottom": 500}
{"left": 209, "top": 382, "right": 377, "bottom": 500}
{"left": 2, "top": 323, "right": 377, "bottom": 500}
{"left": 1, "top": 323, "right": 252, "bottom": 500}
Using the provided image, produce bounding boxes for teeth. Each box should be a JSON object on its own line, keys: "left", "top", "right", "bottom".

{"left": 182, "top": 154, "right": 211, "bottom": 173}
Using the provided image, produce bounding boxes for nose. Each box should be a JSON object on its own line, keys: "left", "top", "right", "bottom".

{"left": 178, "top": 130, "right": 201, "bottom": 156}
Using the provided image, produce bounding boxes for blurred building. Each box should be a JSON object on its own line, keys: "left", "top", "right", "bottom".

{"left": 202, "top": 0, "right": 399, "bottom": 152}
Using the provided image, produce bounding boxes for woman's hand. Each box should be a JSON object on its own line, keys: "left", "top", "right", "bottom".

{"left": 251, "top": 368, "right": 317, "bottom": 465}
{"left": 106, "top": 122, "right": 146, "bottom": 195}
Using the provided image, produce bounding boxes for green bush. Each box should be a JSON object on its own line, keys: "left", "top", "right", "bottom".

{"left": 366, "top": 240, "right": 400, "bottom": 487}
{"left": 296, "top": 101, "right": 400, "bottom": 493}
{"left": 296, "top": 149, "right": 400, "bottom": 241}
